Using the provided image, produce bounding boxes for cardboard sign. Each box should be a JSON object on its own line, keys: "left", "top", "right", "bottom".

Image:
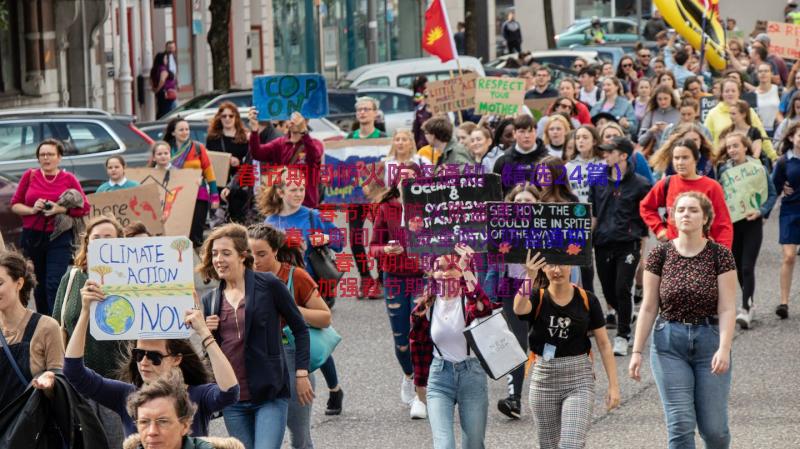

{"left": 699, "top": 96, "right": 719, "bottom": 123}
{"left": 766, "top": 21, "right": 800, "bottom": 60}
{"left": 87, "top": 184, "right": 165, "bottom": 235}
{"left": 474, "top": 77, "right": 526, "bottom": 116}
{"left": 322, "top": 138, "right": 393, "bottom": 204}
{"left": 402, "top": 174, "right": 503, "bottom": 256}
{"left": 127, "top": 168, "right": 201, "bottom": 237}
{"left": 253, "top": 74, "right": 329, "bottom": 121}
{"left": 486, "top": 202, "right": 593, "bottom": 266}
{"left": 88, "top": 236, "right": 195, "bottom": 340}
{"left": 524, "top": 98, "right": 554, "bottom": 120}
{"left": 426, "top": 73, "right": 478, "bottom": 114}
{"left": 719, "top": 160, "right": 769, "bottom": 222}
{"left": 207, "top": 151, "right": 232, "bottom": 186}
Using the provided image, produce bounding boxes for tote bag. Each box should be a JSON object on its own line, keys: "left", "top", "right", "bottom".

{"left": 463, "top": 309, "right": 527, "bottom": 380}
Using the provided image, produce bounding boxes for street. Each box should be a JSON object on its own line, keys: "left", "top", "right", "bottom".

{"left": 204, "top": 206, "right": 800, "bottom": 448}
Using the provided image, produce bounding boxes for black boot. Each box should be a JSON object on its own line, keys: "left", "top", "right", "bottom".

{"left": 325, "top": 388, "right": 344, "bottom": 415}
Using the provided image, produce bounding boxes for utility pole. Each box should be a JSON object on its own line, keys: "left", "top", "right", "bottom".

{"left": 367, "top": 0, "right": 378, "bottom": 63}
{"left": 141, "top": 0, "right": 155, "bottom": 121}
{"left": 117, "top": 0, "right": 133, "bottom": 114}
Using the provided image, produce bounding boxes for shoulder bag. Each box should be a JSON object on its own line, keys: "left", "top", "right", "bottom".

{"left": 306, "top": 211, "right": 344, "bottom": 283}
{"left": 59, "top": 267, "right": 80, "bottom": 346}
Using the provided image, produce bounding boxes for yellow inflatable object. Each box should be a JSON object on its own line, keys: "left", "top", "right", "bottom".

{"left": 655, "top": 0, "right": 727, "bottom": 71}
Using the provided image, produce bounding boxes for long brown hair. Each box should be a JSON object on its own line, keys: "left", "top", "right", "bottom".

{"left": 73, "top": 215, "right": 124, "bottom": 271}
{"left": 650, "top": 123, "right": 714, "bottom": 172}
{"left": 117, "top": 339, "right": 211, "bottom": 388}
{"left": 206, "top": 101, "right": 248, "bottom": 144}
{"left": 196, "top": 223, "right": 255, "bottom": 281}
{"left": 0, "top": 251, "right": 36, "bottom": 307}
{"left": 715, "top": 131, "right": 753, "bottom": 166}
{"left": 255, "top": 167, "right": 306, "bottom": 217}
{"left": 247, "top": 223, "right": 305, "bottom": 268}
{"left": 535, "top": 156, "right": 577, "bottom": 202}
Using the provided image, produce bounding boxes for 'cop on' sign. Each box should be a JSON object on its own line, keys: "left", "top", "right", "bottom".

{"left": 253, "top": 74, "right": 329, "bottom": 121}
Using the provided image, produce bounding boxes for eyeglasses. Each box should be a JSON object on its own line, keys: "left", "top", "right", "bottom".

{"left": 356, "top": 107, "right": 376, "bottom": 113}
{"left": 136, "top": 418, "right": 177, "bottom": 429}
{"left": 220, "top": 114, "right": 235, "bottom": 119}
{"left": 132, "top": 348, "right": 172, "bottom": 365}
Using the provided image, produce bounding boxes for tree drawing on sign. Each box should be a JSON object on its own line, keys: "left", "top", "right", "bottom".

{"left": 171, "top": 238, "right": 191, "bottom": 263}
{"left": 91, "top": 265, "right": 113, "bottom": 285}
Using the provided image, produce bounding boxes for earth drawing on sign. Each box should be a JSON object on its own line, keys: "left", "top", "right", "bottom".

{"left": 95, "top": 295, "right": 135, "bottom": 335}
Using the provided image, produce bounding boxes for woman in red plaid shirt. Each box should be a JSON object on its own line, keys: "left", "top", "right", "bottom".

{"left": 409, "top": 244, "right": 495, "bottom": 449}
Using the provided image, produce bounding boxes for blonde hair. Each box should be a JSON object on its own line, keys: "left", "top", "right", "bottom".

{"left": 387, "top": 129, "right": 418, "bottom": 161}
{"left": 650, "top": 123, "right": 714, "bottom": 172}
{"left": 542, "top": 114, "right": 572, "bottom": 146}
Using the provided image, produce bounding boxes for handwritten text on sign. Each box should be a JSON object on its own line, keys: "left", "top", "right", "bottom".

{"left": 88, "top": 237, "right": 195, "bottom": 340}
{"left": 474, "top": 77, "right": 525, "bottom": 116}
{"left": 253, "top": 74, "right": 329, "bottom": 121}
{"left": 767, "top": 21, "right": 800, "bottom": 60}
{"left": 719, "top": 160, "right": 768, "bottom": 223}
{"left": 86, "top": 184, "right": 164, "bottom": 235}
{"left": 402, "top": 174, "right": 503, "bottom": 255}
{"left": 426, "top": 73, "right": 478, "bottom": 114}
{"left": 322, "top": 138, "right": 392, "bottom": 204}
{"left": 486, "top": 202, "right": 593, "bottom": 266}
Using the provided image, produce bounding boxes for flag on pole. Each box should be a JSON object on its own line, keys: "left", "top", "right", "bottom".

{"left": 422, "top": 0, "right": 458, "bottom": 63}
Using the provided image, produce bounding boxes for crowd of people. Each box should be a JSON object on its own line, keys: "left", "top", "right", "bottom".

{"left": 2, "top": 12, "right": 800, "bottom": 449}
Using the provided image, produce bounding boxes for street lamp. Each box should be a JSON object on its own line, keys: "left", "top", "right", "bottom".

{"left": 117, "top": 0, "right": 133, "bottom": 114}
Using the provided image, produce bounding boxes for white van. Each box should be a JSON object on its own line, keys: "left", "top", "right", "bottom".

{"left": 338, "top": 56, "right": 486, "bottom": 90}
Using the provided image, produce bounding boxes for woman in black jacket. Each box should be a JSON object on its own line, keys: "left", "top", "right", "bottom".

{"left": 199, "top": 223, "right": 311, "bottom": 449}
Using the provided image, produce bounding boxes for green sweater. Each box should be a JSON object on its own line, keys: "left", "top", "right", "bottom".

{"left": 52, "top": 267, "right": 129, "bottom": 378}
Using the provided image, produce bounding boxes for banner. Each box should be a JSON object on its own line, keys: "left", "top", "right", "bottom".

{"left": 127, "top": 168, "right": 201, "bottom": 237}
{"left": 474, "top": 77, "right": 525, "bottom": 116}
{"left": 402, "top": 174, "right": 503, "bottom": 256}
{"left": 426, "top": 73, "right": 478, "bottom": 114}
{"left": 766, "top": 21, "right": 800, "bottom": 60}
{"left": 88, "top": 236, "right": 195, "bottom": 340}
{"left": 322, "top": 138, "right": 393, "bottom": 204}
{"left": 253, "top": 74, "right": 329, "bottom": 121}
{"left": 718, "top": 159, "right": 768, "bottom": 222}
{"left": 699, "top": 96, "right": 719, "bottom": 123}
{"left": 87, "top": 184, "right": 165, "bottom": 235}
{"left": 207, "top": 151, "right": 232, "bottom": 186}
{"left": 486, "top": 202, "right": 593, "bottom": 266}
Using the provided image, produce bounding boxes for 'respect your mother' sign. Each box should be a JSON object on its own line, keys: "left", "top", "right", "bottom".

{"left": 486, "top": 202, "right": 593, "bottom": 266}
{"left": 88, "top": 236, "right": 195, "bottom": 340}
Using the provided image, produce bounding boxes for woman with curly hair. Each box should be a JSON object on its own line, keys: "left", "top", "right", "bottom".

{"left": 650, "top": 123, "right": 717, "bottom": 179}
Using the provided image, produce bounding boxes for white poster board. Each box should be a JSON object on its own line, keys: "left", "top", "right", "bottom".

{"left": 88, "top": 236, "right": 195, "bottom": 340}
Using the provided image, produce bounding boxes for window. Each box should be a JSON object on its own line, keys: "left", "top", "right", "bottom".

{"left": 211, "top": 94, "right": 252, "bottom": 109}
{"left": 328, "top": 92, "right": 357, "bottom": 114}
{"left": 0, "top": 123, "right": 41, "bottom": 161}
{"left": 58, "top": 122, "right": 119, "bottom": 156}
{"left": 611, "top": 21, "right": 637, "bottom": 35}
{"left": 359, "top": 77, "right": 390, "bottom": 87}
{"left": 368, "top": 92, "right": 414, "bottom": 114}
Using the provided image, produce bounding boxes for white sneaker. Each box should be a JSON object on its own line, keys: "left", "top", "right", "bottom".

{"left": 736, "top": 309, "right": 752, "bottom": 330}
{"left": 400, "top": 375, "right": 415, "bottom": 404}
{"left": 410, "top": 397, "right": 427, "bottom": 420}
{"left": 613, "top": 336, "right": 629, "bottom": 356}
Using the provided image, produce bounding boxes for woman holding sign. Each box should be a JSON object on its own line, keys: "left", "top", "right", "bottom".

{"left": 409, "top": 244, "right": 494, "bottom": 449}
{"left": 164, "top": 117, "right": 220, "bottom": 248}
{"left": 513, "top": 251, "right": 620, "bottom": 449}
{"left": 715, "top": 132, "right": 777, "bottom": 329}
{"left": 199, "top": 224, "right": 311, "bottom": 449}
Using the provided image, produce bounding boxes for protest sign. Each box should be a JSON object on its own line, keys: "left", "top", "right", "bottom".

{"left": 87, "top": 184, "right": 165, "bottom": 235}
{"left": 88, "top": 236, "right": 195, "bottom": 340}
{"left": 524, "top": 98, "right": 554, "bottom": 120}
{"left": 474, "top": 77, "right": 526, "bottom": 116}
{"left": 426, "top": 73, "right": 478, "bottom": 114}
{"left": 207, "top": 151, "right": 232, "bottom": 186}
{"left": 402, "top": 174, "right": 503, "bottom": 256}
{"left": 322, "top": 138, "right": 392, "bottom": 204}
{"left": 486, "top": 202, "right": 593, "bottom": 266}
{"left": 127, "top": 168, "right": 200, "bottom": 237}
{"left": 699, "top": 96, "right": 719, "bottom": 123}
{"left": 718, "top": 159, "right": 768, "bottom": 222}
{"left": 253, "top": 74, "right": 329, "bottom": 121}
{"left": 766, "top": 21, "right": 800, "bottom": 60}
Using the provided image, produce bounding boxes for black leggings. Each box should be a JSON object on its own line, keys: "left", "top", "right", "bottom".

{"left": 190, "top": 199, "right": 209, "bottom": 248}
{"left": 732, "top": 218, "right": 763, "bottom": 310}
{"left": 594, "top": 241, "right": 640, "bottom": 339}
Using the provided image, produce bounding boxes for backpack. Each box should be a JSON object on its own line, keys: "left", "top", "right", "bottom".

{"left": 524, "top": 285, "right": 592, "bottom": 376}
{"left": 661, "top": 175, "right": 672, "bottom": 222}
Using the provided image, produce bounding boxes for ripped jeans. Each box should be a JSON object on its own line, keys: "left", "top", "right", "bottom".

{"left": 383, "top": 273, "right": 418, "bottom": 375}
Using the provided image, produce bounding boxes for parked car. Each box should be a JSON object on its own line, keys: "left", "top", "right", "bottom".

{"left": 555, "top": 18, "right": 641, "bottom": 48}
{"left": 337, "top": 56, "right": 486, "bottom": 89}
{"left": 161, "top": 88, "right": 252, "bottom": 121}
{"left": 0, "top": 108, "right": 153, "bottom": 193}
{"left": 0, "top": 172, "right": 23, "bottom": 247}
{"left": 569, "top": 42, "right": 659, "bottom": 69}
{"left": 485, "top": 50, "right": 602, "bottom": 71}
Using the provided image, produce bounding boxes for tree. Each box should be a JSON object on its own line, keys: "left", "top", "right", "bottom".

{"left": 543, "top": 0, "right": 556, "bottom": 50}
{"left": 208, "top": 0, "right": 232, "bottom": 90}
{"left": 91, "top": 265, "right": 113, "bottom": 285}
{"left": 171, "top": 238, "right": 191, "bottom": 263}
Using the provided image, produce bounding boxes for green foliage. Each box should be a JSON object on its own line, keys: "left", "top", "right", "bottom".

{"left": 0, "top": 0, "right": 9, "bottom": 32}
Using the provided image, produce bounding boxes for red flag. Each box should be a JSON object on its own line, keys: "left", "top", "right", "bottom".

{"left": 422, "top": 0, "right": 457, "bottom": 63}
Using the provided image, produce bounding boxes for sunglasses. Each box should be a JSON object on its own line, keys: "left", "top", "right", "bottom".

{"left": 220, "top": 114, "right": 235, "bottom": 119}
{"left": 132, "top": 348, "right": 172, "bottom": 365}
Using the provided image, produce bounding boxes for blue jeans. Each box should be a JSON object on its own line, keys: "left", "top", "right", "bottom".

{"left": 284, "top": 342, "right": 315, "bottom": 449}
{"left": 650, "top": 318, "right": 732, "bottom": 449}
{"left": 223, "top": 398, "right": 290, "bottom": 449}
{"left": 383, "top": 273, "right": 415, "bottom": 375}
{"left": 426, "top": 358, "right": 488, "bottom": 449}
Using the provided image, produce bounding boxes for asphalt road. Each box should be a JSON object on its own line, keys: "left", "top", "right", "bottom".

{"left": 205, "top": 207, "right": 800, "bottom": 449}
